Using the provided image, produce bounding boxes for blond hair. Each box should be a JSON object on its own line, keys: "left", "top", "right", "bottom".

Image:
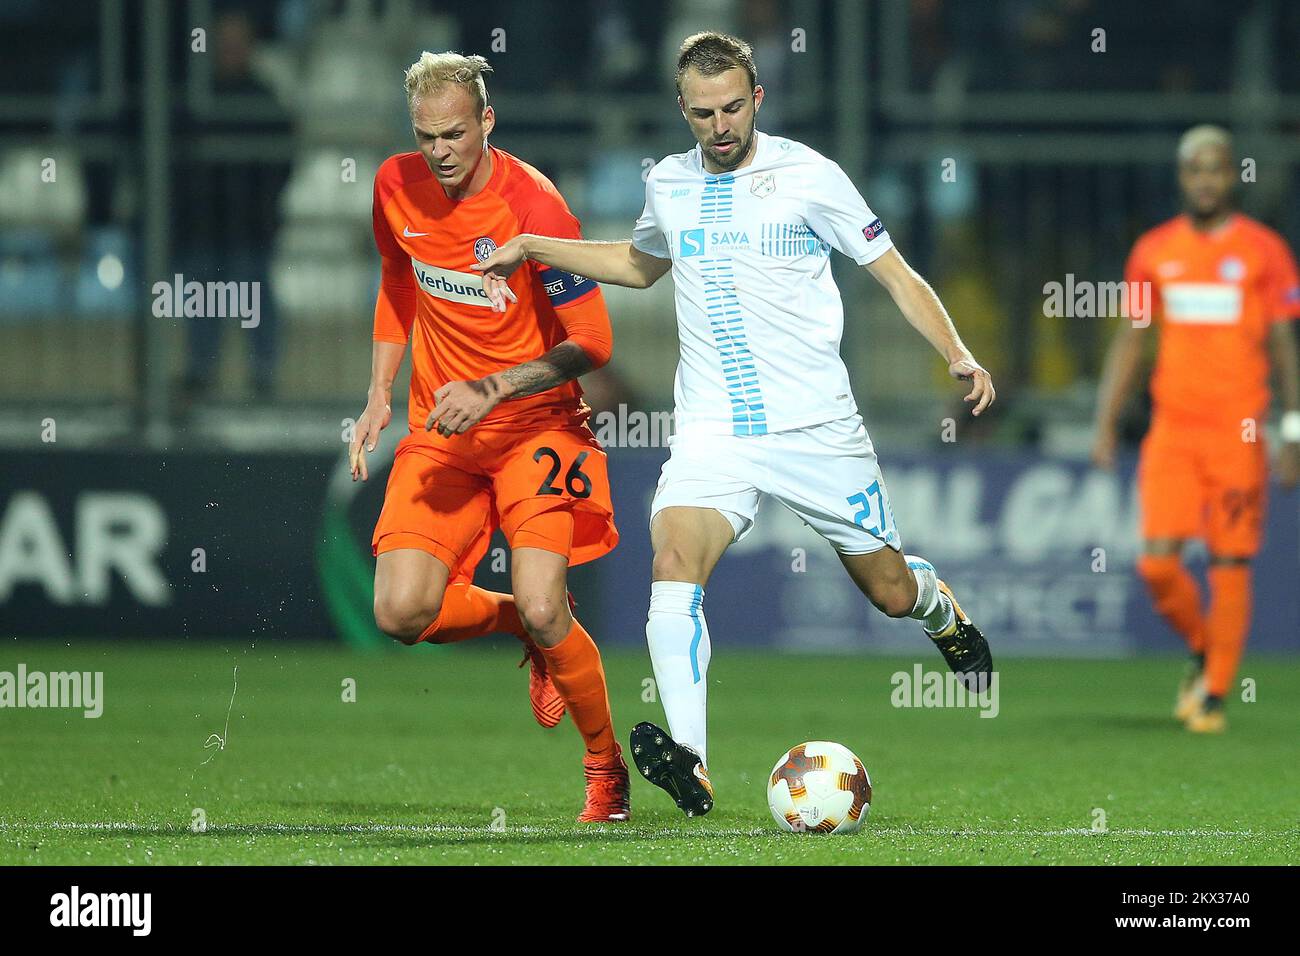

{"left": 1178, "top": 124, "right": 1233, "bottom": 163}
{"left": 404, "top": 51, "right": 492, "bottom": 118}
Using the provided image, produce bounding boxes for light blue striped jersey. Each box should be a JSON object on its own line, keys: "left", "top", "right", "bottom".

{"left": 632, "top": 131, "right": 893, "bottom": 437}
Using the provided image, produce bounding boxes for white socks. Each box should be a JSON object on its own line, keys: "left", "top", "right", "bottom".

{"left": 645, "top": 580, "right": 711, "bottom": 766}
{"left": 905, "top": 554, "right": 956, "bottom": 635}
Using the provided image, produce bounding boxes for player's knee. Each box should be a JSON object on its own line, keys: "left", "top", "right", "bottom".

{"left": 373, "top": 591, "right": 441, "bottom": 646}
{"left": 1136, "top": 553, "right": 1180, "bottom": 590}
{"left": 515, "top": 591, "right": 568, "bottom": 640}
{"left": 871, "top": 581, "right": 915, "bottom": 619}
{"left": 652, "top": 545, "right": 704, "bottom": 584}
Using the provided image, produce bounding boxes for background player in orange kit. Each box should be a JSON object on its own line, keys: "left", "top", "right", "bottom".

{"left": 1092, "top": 125, "right": 1300, "bottom": 734}
{"left": 347, "top": 52, "right": 630, "bottom": 820}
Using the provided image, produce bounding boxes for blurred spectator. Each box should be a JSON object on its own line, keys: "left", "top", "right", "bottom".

{"left": 176, "top": 8, "right": 290, "bottom": 404}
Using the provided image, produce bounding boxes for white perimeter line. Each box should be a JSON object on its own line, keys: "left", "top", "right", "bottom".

{"left": 0, "top": 822, "right": 1280, "bottom": 838}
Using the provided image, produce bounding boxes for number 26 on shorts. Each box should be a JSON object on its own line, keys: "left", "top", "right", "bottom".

{"left": 533, "top": 446, "right": 593, "bottom": 499}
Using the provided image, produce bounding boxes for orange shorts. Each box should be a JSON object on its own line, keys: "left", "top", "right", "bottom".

{"left": 371, "top": 409, "right": 618, "bottom": 582}
{"left": 1137, "top": 412, "right": 1269, "bottom": 557}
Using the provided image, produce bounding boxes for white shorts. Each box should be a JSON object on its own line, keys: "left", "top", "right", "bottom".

{"left": 650, "top": 414, "right": 902, "bottom": 554}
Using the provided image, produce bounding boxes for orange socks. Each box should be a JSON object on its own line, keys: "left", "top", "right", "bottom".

{"left": 539, "top": 619, "right": 617, "bottom": 759}
{"left": 1135, "top": 554, "right": 1206, "bottom": 654}
{"left": 1204, "top": 564, "right": 1252, "bottom": 698}
{"left": 418, "top": 584, "right": 523, "bottom": 644}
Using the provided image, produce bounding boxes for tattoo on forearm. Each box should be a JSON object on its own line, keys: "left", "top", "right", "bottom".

{"left": 498, "top": 342, "right": 593, "bottom": 400}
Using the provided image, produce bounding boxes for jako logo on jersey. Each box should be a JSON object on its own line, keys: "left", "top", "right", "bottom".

{"left": 862, "top": 218, "right": 885, "bottom": 241}
{"left": 410, "top": 257, "right": 491, "bottom": 307}
{"left": 473, "top": 236, "right": 498, "bottom": 262}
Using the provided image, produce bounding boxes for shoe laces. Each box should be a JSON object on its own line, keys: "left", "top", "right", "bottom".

{"left": 517, "top": 641, "right": 545, "bottom": 674}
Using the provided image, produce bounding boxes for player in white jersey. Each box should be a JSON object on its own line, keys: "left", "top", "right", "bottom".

{"left": 474, "top": 32, "right": 996, "bottom": 817}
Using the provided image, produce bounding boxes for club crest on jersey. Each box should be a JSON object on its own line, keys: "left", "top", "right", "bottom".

{"left": 750, "top": 173, "right": 775, "bottom": 197}
{"left": 862, "top": 218, "right": 885, "bottom": 242}
{"left": 473, "top": 237, "right": 498, "bottom": 262}
{"left": 1218, "top": 256, "right": 1245, "bottom": 282}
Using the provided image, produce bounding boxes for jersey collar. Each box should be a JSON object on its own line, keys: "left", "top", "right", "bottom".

{"left": 1180, "top": 211, "right": 1240, "bottom": 242}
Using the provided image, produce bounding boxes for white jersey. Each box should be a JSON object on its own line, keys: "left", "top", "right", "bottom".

{"left": 632, "top": 130, "right": 893, "bottom": 437}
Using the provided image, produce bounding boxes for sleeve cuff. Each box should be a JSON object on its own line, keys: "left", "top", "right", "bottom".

{"left": 853, "top": 236, "right": 894, "bottom": 266}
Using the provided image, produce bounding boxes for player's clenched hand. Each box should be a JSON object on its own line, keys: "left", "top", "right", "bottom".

{"left": 949, "top": 356, "right": 995, "bottom": 416}
{"left": 349, "top": 391, "right": 392, "bottom": 482}
{"left": 425, "top": 378, "right": 502, "bottom": 437}
{"left": 470, "top": 236, "right": 524, "bottom": 313}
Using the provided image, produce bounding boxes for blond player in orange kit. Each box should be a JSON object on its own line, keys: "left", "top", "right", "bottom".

{"left": 1093, "top": 125, "right": 1300, "bottom": 734}
{"left": 348, "top": 52, "right": 630, "bottom": 821}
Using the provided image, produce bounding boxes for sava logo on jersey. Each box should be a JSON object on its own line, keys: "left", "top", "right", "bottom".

{"left": 678, "top": 228, "right": 753, "bottom": 257}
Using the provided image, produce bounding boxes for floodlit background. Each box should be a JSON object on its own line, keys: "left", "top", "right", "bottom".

{"left": 2, "top": 0, "right": 1298, "bottom": 654}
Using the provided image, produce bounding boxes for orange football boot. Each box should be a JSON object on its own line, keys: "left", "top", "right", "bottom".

{"left": 578, "top": 744, "right": 631, "bottom": 823}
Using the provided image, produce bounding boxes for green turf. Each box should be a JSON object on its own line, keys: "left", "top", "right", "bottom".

{"left": 0, "top": 641, "right": 1296, "bottom": 865}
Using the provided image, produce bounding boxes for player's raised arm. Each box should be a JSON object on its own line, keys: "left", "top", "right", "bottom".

{"left": 473, "top": 236, "right": 669, "bottom": 310}
{"left": 867, "top": 247, "right": 996, "bottom": 416}
{"left": 473, "top": 161, "right": 672, "bottom": 308}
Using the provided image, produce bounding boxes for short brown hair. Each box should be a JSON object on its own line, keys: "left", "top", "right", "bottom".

{"left": 675, "top": 32, "right": 757, "bottom": 97}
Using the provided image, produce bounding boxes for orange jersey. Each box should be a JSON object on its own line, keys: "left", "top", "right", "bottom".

{"left": 371, "top": 147, "right": 610, "bottom": 436}
{"left": 1125, "top": 213, "right": 1300, "bottom": 425}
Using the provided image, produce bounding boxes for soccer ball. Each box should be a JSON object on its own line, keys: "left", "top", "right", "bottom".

{"left": 767, "top": 740, "right": 872, "bottom": 834}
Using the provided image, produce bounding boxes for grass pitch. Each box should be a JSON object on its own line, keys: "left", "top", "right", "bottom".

{"left": 1, "top": 640, "right": 1296, "bottom": 865}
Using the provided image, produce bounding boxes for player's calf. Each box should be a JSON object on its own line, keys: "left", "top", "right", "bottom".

{"left": 839, "top": 546, "right": 925, "bottom": 619}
